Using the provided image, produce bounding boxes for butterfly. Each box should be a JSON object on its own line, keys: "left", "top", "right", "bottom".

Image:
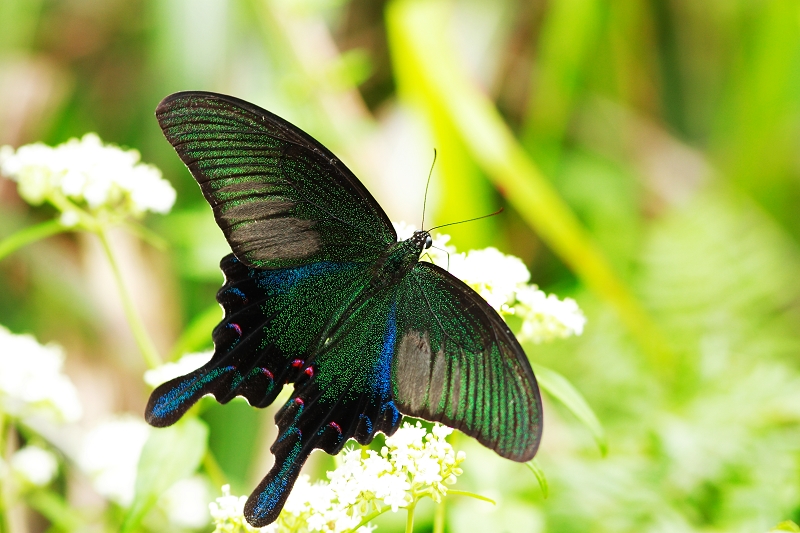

{"left": 145, "top": 91, "right": 542, "bottom": 527}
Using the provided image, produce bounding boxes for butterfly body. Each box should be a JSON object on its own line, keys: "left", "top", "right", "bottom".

{"left": 146, "top": 92, "right": 542, "bottom": 527}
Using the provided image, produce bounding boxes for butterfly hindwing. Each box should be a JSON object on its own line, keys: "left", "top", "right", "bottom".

{"left": 244, "top": 285, "right": 404, "bottom": 526}
{"left": 145, "top": 253, "right": 374, "bottom": 427}
{"left": 155, "top": 92, "right": 396, "bottom": 269}
{"left": 392, "top": 261, "right": 543, "bottom": 462}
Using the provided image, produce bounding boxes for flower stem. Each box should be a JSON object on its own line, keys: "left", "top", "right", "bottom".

{"left": 0, "top": 412, "right": 11, "bottom": 533}
{"left": 96, "top": 228, "right": 162, "bottom": 369}
{"left": 0, "top": 219, "right": 69, "bottom": 262}
{"left": 348, "top": 504, "right": 390, "bottom": 532}
{"left": 405, "top": 500, "right": 417, "bottom": 533}
{"left": 444, "top": 490, "right": 495, "bottom": 504}
{"left": 202, "top": 450, "right": 228, "bottom": 491}
{"left": 433, "top": 498, "right": 446, "bottom": 533}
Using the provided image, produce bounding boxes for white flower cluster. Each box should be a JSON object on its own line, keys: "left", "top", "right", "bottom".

{"left": 393, "top": 222, "right": 586, "bottom": 343}
{"left": 514, "top": 287, "right": 587, "bottom": 344}
{"left": 210, "top": 422, "right": 465, "bottom": 533}
{"left": 209, "top": 485, "right": 262, "bottom": 533}
{"left": 0, "top": 133, "right": 175, "bottom": 219}
{"left": 0, "top": 325, "right": 82, "bottom": 423}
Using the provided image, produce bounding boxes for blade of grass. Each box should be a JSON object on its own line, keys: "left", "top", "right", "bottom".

{"left": 533, "top": 362, "right": 607, "bottom": 455}
{"left": 522, "top": 0, "right": 604, "bottom": 169}
{"left": 524, "top": 459, "right": 549, "bottom": 498}
{"left": 386, "top": 0, "right": 674, "bottom": 375}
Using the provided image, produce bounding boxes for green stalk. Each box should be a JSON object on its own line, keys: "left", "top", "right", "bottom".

{"left": 386, "top": 0, "right": 674, "bottom": 374}
{"left": 405, "top": 500, "right": 417, "bottom": 533}
{"left": 349, "top": 505, "right": 390, "bottom": 532}
{"left": 96, "top": 227, "right": 162, "bottom": 369}
{"left": 202, "top": 450, "right": 228, "bottom": 491}
{"left": 0, "top": 219, "right": 69, "bottom": 262}
{"left": 0, "top": 412, "right": 9, "bottom": 533}
{"left": 433, "top": 498, "right": 446, "bottom": 533}
{"left": 444, "top": 490, "right": 495, "bottom": 504}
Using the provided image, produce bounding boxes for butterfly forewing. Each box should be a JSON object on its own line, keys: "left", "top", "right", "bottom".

{"left": 392, "top": 261, "right": 542, "bottom": 462}
{"left": 156, "top": 92, "right": 396, "bottom": 269}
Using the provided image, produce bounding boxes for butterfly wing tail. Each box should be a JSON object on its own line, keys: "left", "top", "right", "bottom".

{"left": 145, "top": 366, "right": 233, "bottom": 427}
{"left": 244, "top": 426, "right": 311, "bottom": 527}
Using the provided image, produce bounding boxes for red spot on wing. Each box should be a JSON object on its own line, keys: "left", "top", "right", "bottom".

{"left": 304, "top": 366, "right": 314, "bottom": 377}
{"left": 291, "top": 359, "right": 304, "bottom": 368}
{"left": 329, "top": 421, "right": 342, "bottom": 434}
{"left": 261, "top": 368, "right": 274, "bottom": 380}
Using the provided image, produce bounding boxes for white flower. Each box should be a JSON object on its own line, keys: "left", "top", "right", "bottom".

{"left": 210, "top": 484, "right": 267, "bottom": 532}
{"left": 0, "top": 133, "right": 175, "bottom": 217}
{"left": 0, "top": 325, "right": 82, "bottom": 423}
{"left": 390, "top": 222, "right": 586, "bottom": 343}
{"left": 514, "top": 286, "right": 586, "bottom": 343}
{"left": 59, "top": 210, "right": 80, "bottom": 227}
{"left": 392, "top": 221, "right": 417, "bottom": 241}
{"left": 144, "top": 351, "right": 214, "bottom": 387}
{"left": 10, "top": 445, "right": 59, "bottom": 487}
{"left": 373, "top": 472, "right": 411, "bottom": 511}
{"left": 210, "top": 423, "right": 465, "bottom": 532}
{"left": 382, "top": 422, "right": 463, "bottom": 503}
{"left": 78, "top": 415, "right": 151, "bottom": 505}
{"left": 160, "top": 475, "right": 212, "bottom": 529}
{"left": 449, "top": 247, "right": 530, "bottom": 310}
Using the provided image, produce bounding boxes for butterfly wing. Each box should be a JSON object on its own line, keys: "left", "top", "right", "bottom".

{"left": 392, "top": 261, "right": 543, "bottom": 462}
{"left": 156, "top": 91, "right": 396, "bottom": 269}
{"left": 145, "top": 254, "right": 375, "bottom": 426}
{"left": 243, "top": 285, "right": 404, "bottom": 526}
{"left": 149, "top": 92, "right": 405, "bottom": 526}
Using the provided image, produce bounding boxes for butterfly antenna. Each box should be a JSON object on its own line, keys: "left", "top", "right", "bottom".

{"left": 427, "top": 207, "right": 505, "bottom": 233}
{"left": 421, "top": 149, "right": 437, "bottom": 230}
{"left": 430, "top": 245, "right": 451, "bottom": 271}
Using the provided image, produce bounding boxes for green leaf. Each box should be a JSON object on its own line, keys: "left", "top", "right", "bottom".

{"left": 532, "top": 363, "right": 607, "bottom": 456}
{"left": 27, "top": 490, "right": 84, "bottom": 531}
{"left": 120, "top": 417, "right": 209, "bottom": 532}
{"left": 524, "top": 459, "right": 549, "bottom": 499}
{"left": 0, "top": 219, "right": 70, "bottom": 262}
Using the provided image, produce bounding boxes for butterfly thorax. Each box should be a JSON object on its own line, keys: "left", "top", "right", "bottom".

{"left": 368, "top": 230, "right": 431, "bottom": 290}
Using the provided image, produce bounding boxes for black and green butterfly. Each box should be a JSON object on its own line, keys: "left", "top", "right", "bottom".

{"left": 145, "top": 91, "right": 542, "bottom": 527}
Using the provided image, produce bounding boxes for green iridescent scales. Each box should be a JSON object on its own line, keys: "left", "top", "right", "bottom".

{"left": 157, "top": 96, "right": 395, "bottom": 269}
{"left": 146, "top": 91, "right": 542, "bottom": 527}
{"left": 394, "top": 262, "right": 541, "bottom": 461}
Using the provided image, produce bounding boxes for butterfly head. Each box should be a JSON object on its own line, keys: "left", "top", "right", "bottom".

{"left": 411, "top": 230, "right": 433, "bottom": 251}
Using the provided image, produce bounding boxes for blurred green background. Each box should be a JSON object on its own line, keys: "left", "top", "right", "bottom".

{"left": 1, "top": 0, "right": 800, "bottom": 531}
